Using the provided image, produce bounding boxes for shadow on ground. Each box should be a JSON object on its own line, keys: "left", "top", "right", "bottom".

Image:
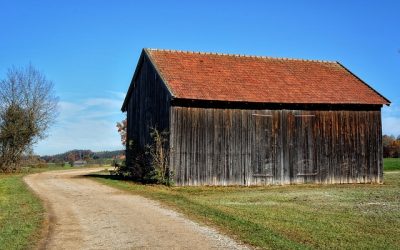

{"left": 83, "top": 173, "right": 132, "bottom": 181}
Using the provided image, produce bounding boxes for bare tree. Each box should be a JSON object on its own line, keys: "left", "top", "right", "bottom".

{"left": 0, "top": 64, "right": 58, "bottom": 172}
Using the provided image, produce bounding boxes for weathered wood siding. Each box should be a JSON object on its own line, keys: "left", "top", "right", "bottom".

{"left": 126, "top": 55, "right": 171, "bottom": 151}
{"left": 169, "top": 107, "right": 383, "bottom": 186}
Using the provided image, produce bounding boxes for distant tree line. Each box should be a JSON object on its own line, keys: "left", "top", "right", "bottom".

{"left": 41, "top": 149, "right": 125, "bottom": 165}
{"left": 383, "top": 135, "right": 400, "bottom": 158}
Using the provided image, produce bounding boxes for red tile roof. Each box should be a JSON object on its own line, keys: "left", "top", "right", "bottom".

{"left": 145, "top": 49, "right": 389, "bottom": 105}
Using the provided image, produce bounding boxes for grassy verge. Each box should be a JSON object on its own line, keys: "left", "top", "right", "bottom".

{"left": 384, "top": 158, "right": 400, "bottom": 171}
{"left": 0, "top": 173, "right": 44, "bottom": 250}
{"left": 89, "top": 168, "right": 400, "bottom": 249}
{"left": 0, "top": 164, "right": 102, "bottom": 250}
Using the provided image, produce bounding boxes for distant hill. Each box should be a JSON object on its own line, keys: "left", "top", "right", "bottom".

{"left": 94, "top": 150, "right": 125, "bottom": 159}
{"left": 41, "top": 149, "right": 124, "bottom": 163}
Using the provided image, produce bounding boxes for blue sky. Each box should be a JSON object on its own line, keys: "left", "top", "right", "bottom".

{"left": 0, "top": 0, "right": 399, "bottom": 155}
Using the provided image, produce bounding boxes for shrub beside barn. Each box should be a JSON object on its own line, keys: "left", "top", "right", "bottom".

{"left": 122, "top": 49, "right": 390, "bottom": 186}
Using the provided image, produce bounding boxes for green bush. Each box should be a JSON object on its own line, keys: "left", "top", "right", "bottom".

{"left": 111, "top": 128, "right": 173, "bottom": 186}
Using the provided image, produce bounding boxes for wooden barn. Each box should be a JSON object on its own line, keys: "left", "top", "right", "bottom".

{"left": 121, "top": 48, "right": 390, "bottom": 186}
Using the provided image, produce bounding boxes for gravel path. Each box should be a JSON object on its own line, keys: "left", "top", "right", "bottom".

{"left": 24, "top": 168, "right": 249, "bottom": 250}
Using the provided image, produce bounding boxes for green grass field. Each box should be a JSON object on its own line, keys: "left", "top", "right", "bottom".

{"left": 90, "top": 160, "right": 400, "bottom": 249}
{"left": 384, "top": 158, "right": 400, "bottom": 171}
{"left": 0, "top": 173, "right": 44, "bottom": 250}
{"left": 0, "top": 165, "right": 76, "bottom": 250}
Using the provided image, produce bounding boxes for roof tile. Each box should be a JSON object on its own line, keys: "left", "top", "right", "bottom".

{"left": 146, "top": 49, "right": 389, "bottom": 105}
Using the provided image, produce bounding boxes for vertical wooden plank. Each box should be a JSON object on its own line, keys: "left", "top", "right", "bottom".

{"left": 163, "top": 106, "right": 382, "bottom": 186}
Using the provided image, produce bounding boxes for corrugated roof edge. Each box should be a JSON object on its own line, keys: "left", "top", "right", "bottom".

{"left": 145, "top": 48, "right": 338, "bottom": 64}
{"left": 335, "top": 62, "right": 391, "bottom": 106}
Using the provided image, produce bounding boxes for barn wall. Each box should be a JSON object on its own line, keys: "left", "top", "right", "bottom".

{"left": 126, "top": 54, "right": 171, "bottom": 155}
{"left": 169, "top": 107, "right": 383, "bottom": 186}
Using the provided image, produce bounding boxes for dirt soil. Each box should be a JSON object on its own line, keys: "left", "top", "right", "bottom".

{"left": 24, "top": 168, "right": 249, "bottom": 250}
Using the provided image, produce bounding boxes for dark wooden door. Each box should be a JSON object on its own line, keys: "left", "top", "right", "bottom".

{"left": 251, "top": 113, "right": 278, "bottom": 185}
{"left": 287, "top": 113, "right": 317, "bottom": 183}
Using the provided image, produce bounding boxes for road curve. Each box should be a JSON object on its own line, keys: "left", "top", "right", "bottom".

{"left": 24, "top": 168, "right": 248, "bottom": 250}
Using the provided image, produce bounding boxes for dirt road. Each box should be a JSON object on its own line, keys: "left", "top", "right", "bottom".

{"left": 24, "top": 168, "right": 248, "bottom": 250}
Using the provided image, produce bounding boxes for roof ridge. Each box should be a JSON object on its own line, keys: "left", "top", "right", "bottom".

{"left": 145, "top": 48, "right": 337, "bottom": 64}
